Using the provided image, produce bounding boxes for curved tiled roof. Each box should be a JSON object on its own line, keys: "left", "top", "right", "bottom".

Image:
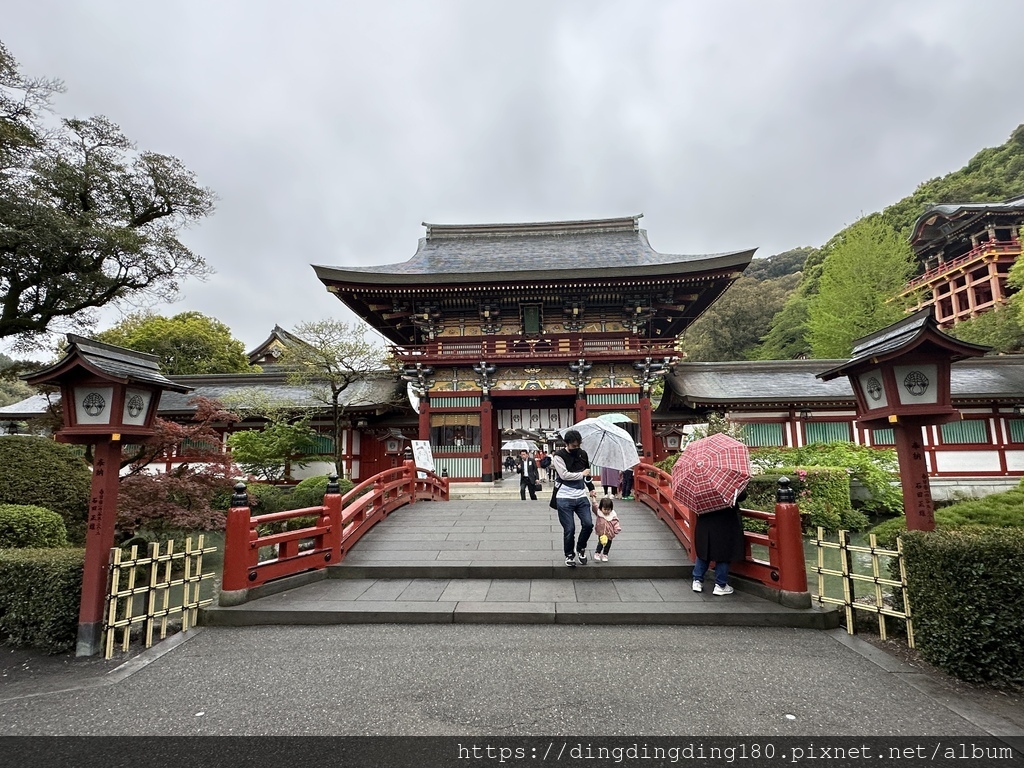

{"left": 660, "top": 356, "right": 1024, "bottom": 410}
{"left": 314, "top": 216, "right": 754, "bottom": 286}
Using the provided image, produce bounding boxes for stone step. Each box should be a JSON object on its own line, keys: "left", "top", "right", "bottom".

{"left": 447, "top": 482, "right": 538, "bottom": 500}
{"left": 202, "top": 575, "right": 836, "bottom": 629}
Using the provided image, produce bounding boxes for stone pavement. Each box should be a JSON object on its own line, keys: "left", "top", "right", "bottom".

{"left": 202, "top": 498, "right": 833, "bottom": 628}
{"left": 0, "top": 624, "right": 1021, "bottom": 744}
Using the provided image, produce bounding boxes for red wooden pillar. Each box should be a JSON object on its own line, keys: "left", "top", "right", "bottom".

{"left": 574, "top": 395, "right": 587, "bottom": 423}
{"left": 639, "top": 395, "right": 654, "bottom": 463}
{"left": 418, "top": 395, "right": 430, "bottom": 441}
{"left": 893, "top": 421, "right": 935, "bottom": 531}
{"left": 480, "top": 397, "right": 494, "bottom": 481}
{"left": 77, "top": 439, "right": 122, "bottom": 657}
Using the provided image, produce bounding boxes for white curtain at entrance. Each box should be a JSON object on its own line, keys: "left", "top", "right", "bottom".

{"left": 498, "top": 408, "right": 573, "bottom": 433}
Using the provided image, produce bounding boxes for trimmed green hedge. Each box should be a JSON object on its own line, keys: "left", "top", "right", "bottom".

{"left": 0, "top": 548, "right": 83, "bottom": 653}
{"left": 903, "top": 528, "right": 1024, "bottom": 688}
{"left": 0, "top": 504, "right": 68, "bottom": 548}
{"left": 0, "top": 436, "right": 91, "bottom": 543}
{"left": 747, "top": 468, "right": 868, "bottom": 533}
{"left": 870, "top": 486, "right": 1024, "bottom": 547}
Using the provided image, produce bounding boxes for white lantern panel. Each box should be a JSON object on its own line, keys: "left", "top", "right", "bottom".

{"left": 74, "top": 386, "right": 114, "bottom": 425}
{"left": 894, "top": 364, "right": 939, "bottom": 405}
{"left": 122, "top": 388, "right": 153, "bottom": 427}
{"left": 857, "top": 370, "right": 888, "bottom": 410}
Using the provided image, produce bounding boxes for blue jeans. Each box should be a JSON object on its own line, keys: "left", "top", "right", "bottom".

{"left": 556, "top": 496, "right": 594, "bottom": 557}
{"left": 692, "top": 557, "right": 730, "bottom": 587}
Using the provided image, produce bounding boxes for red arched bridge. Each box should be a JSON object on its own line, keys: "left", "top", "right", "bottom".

{"left": 215, "top": 462, "right": 816, "bottom": 625}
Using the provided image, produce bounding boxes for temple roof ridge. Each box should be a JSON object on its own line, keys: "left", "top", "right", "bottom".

{"left": 422, "top": 214, "right": 642, "bottom": 239}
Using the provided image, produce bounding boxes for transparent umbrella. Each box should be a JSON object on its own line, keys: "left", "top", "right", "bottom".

{"left": 596, "top": 412, "right": 634, "bottom": 424}
{"left": 570, "top": 417, "right": 640, "bottom": 470}
{"left": 501, "top": 439, "right": 538, "bottom": 452}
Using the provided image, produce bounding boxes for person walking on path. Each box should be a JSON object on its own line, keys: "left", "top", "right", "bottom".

{"left": 691, "top": 490, "right": 747, "bottom": 595}
{"left": 619, "top": 466, "right": 635, "bottom": 500}
{"left": 517, "top": 449, "right": 540, "bottom": 501}
{"left": 552, "top": 429, "right": 596, "bottom": 567}
{"left": 599, "top": 465, "right": 620, "bottom": 497}
{"left": 593, "top": 496, "right": 621, "bottom": 562}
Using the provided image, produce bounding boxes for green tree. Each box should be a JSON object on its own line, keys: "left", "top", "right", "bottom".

{"left": 281, "top": 320, "right": 397, "bottom": 478}
{"left": 95, "top": 311, "right": 252, "bottom": 375}
{"left": 807, "top": 216, "right": 915, "bottom": 358}
{"left": 947, "top": 301, "right": 1024, "bottom": 353}
{"left": 0, "top": 352, "right": 33, "bottom": 408}
{"left": 678, "top": 273, "right": 800, "bottom": 361}
{"left": 227, "top": 418, "right": 318, "bottom": 482}
{"left": 0, "top": 42, "right": 215, "bottom": 347}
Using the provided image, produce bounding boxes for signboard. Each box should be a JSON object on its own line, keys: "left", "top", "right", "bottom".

{"left": 411, "top": 440, "right": 435, "bottom": 472}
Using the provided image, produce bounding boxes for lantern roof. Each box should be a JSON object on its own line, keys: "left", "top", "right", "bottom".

{"left": 817, "top": 310, "right": 990, "bottom": 382}
{"left": 25, "top": 335, "right": 193, "bottom": 393}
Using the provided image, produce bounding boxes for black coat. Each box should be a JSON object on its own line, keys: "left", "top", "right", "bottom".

{"left": 518, "top": 460, "right": 539, "bottom": 483}
{"left": 693, "top": 504, "right": 745, "bottom": 564}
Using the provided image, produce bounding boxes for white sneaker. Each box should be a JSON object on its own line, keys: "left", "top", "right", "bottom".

{"left": 600, "top": 553, "right": 608, "bottom": 562}
{"left": 713, "top": 584, "right": 734, "bottom": 596}
{"left": 691, "top": 579, "right": 703, "bottom": 593}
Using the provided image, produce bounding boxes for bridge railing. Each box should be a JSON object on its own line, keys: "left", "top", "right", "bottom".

{"left": 220, "top": 461, "right": 448, "bottom": 603}
{"left": 633, "top": 463, "right": 808, "bottom": 599}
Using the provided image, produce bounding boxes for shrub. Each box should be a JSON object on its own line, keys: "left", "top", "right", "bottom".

{"left": 746, "top": 468, "right": 854, "bottom": 533}
{"left": 869, "top": 489, "right": 1024, "bottom": 546}
{"left": 902, "top": 528, "right": 1024, "bottom": 688}
{"left": 117, "top": 468, "right": 232, "bottom": 538}
{"left": 0, "top": 548, "right": 83, "bottom": 653}
{"left": 286, "top": 475, "right": 354, "bottom": 511}
{"left": 245, "top": 483, "right": 289, "bottom": 515}
{"left": 751, "top": 441, "right": 902, "bottom": 516}
{"left": 0, "top": 504, "right": 68, "bottom": 548}
{"left": 0, "top": 436, "right": 91, "bottom": 543}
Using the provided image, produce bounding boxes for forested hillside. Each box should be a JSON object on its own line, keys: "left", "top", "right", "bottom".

{"left": 697, "top": 124, "right": 1024, "bottom": 362}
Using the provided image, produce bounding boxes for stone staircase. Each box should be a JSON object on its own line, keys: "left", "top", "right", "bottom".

{"left": 446, "top": 480, "right": 540, "bottom": 501}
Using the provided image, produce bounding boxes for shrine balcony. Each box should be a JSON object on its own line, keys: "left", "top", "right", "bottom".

{"left": 393, "top": 334, "right": 678, "bottom": 364}
{"left": 902, "top": 240, "right": 1021, "bottom": 295}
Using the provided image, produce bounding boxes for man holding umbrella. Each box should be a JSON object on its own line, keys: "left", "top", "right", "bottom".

{"left": 551, "top": 429, "right": 597, "bottom": 567}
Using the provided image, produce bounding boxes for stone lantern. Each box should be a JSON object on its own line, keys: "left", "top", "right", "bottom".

{"left": 26, "top": 335, "right": 192, "bottom": 656}
{"left": 818, "top": 310, "right": 989, "bottom": 531}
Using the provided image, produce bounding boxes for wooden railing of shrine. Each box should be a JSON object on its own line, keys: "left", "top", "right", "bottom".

{"left": 220, "top": 461, "right": 448, "bottom": 604}
{"left": 902, "top": 240, "right": 1020, "bottom": 294}
{"left": 632, "top": 463, "right": 808, "bottom": 600}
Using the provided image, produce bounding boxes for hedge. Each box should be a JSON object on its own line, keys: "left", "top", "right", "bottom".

{"left": 902, "top": 528, "right": 1024, "bottom": 688}
{"left": 0, "top": 548, "right": 84, "bottom": 653}
{"left": 747, "top": 468, "right": 869, "bottom": 532}
{"left": 0, "top": 436, "right": 91, "bottom": 543}
{"left": 0, "top": 504, "right": 68, "bottom": 548}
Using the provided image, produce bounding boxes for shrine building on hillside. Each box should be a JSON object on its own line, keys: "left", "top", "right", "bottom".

{"left": 314, "top": 215, "right": 755, "bottom": 481}
{"left": 901, "top": 196, "right": 1024, "bottom": 326}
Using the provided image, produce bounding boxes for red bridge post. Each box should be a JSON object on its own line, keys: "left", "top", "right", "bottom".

{"left": 322, "top": 474, "right": 343, "bottom": 558}
{"left": 773, "top": 476, "right": 807, "bottom": 593}
{"left": 221, "top": 482, "right": 253, "bottom": 600}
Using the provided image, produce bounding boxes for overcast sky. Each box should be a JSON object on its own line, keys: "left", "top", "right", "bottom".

{"left": 5, "top": 1, "right": 1024, "bottom": 358}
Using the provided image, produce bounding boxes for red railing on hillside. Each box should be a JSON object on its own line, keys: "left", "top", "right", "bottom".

{"left": 632, "top": 463, "right": 807, "bottom": 595}
{"left": 903, "top": 241, "right": 1020, "bottom": 293}
{"left": 221, "top": 461, "right": 448, "bottom": 598}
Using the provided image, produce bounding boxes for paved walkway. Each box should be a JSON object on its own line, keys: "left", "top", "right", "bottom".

{"left": 203, "top": 498, "right": 831, "bottom": 627}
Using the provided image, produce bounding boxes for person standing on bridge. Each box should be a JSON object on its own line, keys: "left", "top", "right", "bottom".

{"left": 517, "top": 449, "right": 540, "bottom": 501}
{"left": 691, "top": 489, "right": 747, "bottom": 596}
{"left": 552, "top": 429, "right": 596, "bottom": 567}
